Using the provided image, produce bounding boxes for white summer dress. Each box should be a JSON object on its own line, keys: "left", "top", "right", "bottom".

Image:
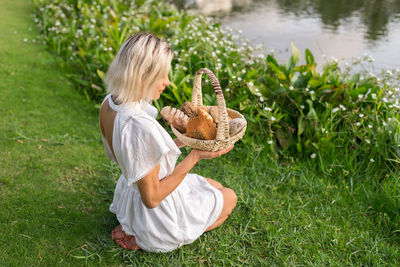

{"left": 101, "top": 94, "right": 223, "bottom": 252}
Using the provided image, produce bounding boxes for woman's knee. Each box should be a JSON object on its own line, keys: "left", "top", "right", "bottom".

{"left": 205, "top": 178, "right": 224, "bottom": 190}
{"left": 221, "top": 187, "right": 237, "bottom": 213}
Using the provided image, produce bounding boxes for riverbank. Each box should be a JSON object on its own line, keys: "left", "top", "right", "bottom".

{"left": 1, "top": 0, "right": 399, "bottom": 265}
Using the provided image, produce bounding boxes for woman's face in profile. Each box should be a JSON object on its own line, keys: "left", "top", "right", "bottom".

{"left": 153, "top": 73, "right": 170, "bottom": 100}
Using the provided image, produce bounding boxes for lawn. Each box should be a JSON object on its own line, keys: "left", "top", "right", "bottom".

{"left": 0, "top": 0, "right": 399, "bottom": 265}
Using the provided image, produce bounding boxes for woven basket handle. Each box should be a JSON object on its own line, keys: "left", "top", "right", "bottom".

{"left": 192, "top": 68, "right": 230, "bottom": 143}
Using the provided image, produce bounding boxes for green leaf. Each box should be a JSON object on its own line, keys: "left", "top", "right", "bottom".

{"left": 168, "top": 82, "right": 183, "bottom": 105}
{"left": 306, "top": 99, "right": 318, "bottom": 122}
{"left": 305, "top": 49, "right": 314, "bottom": 65}
{"left": 298, "top": 112, "right": 305, "bottom": 136}
{"left": 268, "top": 62, "right": 286, "bottom": 80}
{"left": 276, "top": 128, "right": 292, "bottom": 150}
{"left": 297, "top": 142, "right": 302, "bottom": 152}
{"left": 134, "top": 0, "right": 146, "bottom": 7}
{"left": 266, "top": 54, "right": 279, "bottom": 66}
{"left": 96, "top": 69, "right": 105, "bottom": 80}
{"left": 291, "top": 41, "right": 301, "bottom": 64}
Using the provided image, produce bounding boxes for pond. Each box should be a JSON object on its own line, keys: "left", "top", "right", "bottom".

{"left": 171, "top": 0, "right": 400, "bottom": 72}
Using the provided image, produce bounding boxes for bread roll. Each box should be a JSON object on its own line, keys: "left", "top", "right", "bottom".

{"left": 186, "top": 107, "right": 217, "bottom": 140}
{"left": 161, "top": 106, "right": 189, "bottom": 133}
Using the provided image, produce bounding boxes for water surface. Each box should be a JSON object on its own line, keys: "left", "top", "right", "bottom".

{"left": 173, "top": 0, "right": 400, "bottom": 71}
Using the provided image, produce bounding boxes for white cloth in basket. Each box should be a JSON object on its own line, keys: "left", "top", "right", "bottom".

{"left": 101, "top": 94, "right": 223, "bottom": 252}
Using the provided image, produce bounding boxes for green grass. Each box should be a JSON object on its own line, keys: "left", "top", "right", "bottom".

{"left": 1, "top": 0, "right": 399, "bottom": 265}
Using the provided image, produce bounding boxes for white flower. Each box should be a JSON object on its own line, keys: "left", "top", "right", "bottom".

{"left": 356, "top": 122, "right": 361, "bottom": 126}
{"left": 268, "top": 140, "right": 273, "bottom": 144}
{"left": 289, "top": 86, "right": 294, "bottom": 91}
{"left": 311, "top": 153, "right": 317, "bottom": 159}
{"left": 264, "top": 107, "right": 272, "bottom": 111}
{"left": 256, "top": 92, "right": 261, "bottom": 97}
{"left": 370, "top": 158, "right": 375, "bottom": 163}
{"left": 368, "top": 124, "right": 373, "bottom": 129}
{"left": 310, "top": 90, "right": 314, "bottom": 94}
{"left": 238, "top": 77, "right": 242, "bottom": 81}
{"left": 358, "top": 94, "right": 363, "bottom": 99}
{"left": 332, "top": 107, "right": 340, "bottom": 113}
{"left": 300, "top": 105, "right": 305, "bottom": 109}
{"left": 248, "top": 82, "right": 254, "bottom": 86}
{"left": 365, "top": 139, "right": 370, "bottom": 144}
{"left": 23, "top": 38, "right": 28, "bottom": 42}
{"left": 359, "top": 114, "right": 364, "bottom": 118}
{"left": 226, "top": 88, "right": 230, "bottom": 92}
{"left": 371, "top": 93, "right": 377, "bottom": 99}
{"left": 271, "top": 116, "right": 276, "bottom": 121}
{"left": 260, "top": 97, "right": 264, "bottom": 102}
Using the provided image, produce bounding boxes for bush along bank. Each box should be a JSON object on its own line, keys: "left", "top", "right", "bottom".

{"left": 32, "top": 0, "right": 400, "bottom": 175}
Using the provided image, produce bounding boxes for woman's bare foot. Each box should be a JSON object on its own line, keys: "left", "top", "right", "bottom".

{"left": 111, "top": 225, "right": 141, "bottom": 250}
{"left": 116, "top": 235, "right": 141, "bottom": 250}
{"left": 111, "top": 225, "right": 125, "bottom": 241}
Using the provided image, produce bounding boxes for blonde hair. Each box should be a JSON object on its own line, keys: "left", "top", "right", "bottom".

{"left": 105, "top": 33, "right": 173, "bottom": 104}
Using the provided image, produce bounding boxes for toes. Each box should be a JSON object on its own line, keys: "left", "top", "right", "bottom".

{"left": 114, "top": 231, "right": 126, "bottom": 240}
{"left": 113, "top": 225, "right": 122, "bottom": 233}
{"left": 115, "top": 240, "right": 127, "bottom": 249}
{"left": 111, "top": 225, "right": 126, "bottom": 241}
{"left": 122, "top": 236, "right": 141, "bottom": 250}
{"left": 112, "top": 230, "right": 141, "bottom": 251}
{"left": 112, "top": 225, "right": 122, "bottom": 234}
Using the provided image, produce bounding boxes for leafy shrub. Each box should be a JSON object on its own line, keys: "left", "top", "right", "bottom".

{"left": 32, "top": 0, "right": 400, "bottom": 173}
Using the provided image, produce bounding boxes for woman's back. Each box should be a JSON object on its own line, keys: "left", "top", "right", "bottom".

{"left": 99, "top": 97, "right": 117, "bottom": 160}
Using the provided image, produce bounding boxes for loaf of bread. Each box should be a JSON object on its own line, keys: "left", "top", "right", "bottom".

{"left": 179, "top": 102, "right": 197, "bottom": 117}
{"left": 208, "top": 106, "right": 234, "bottom": 124}
{"left": 186, "top": 107, "right": 217, "bottom": 140}
{"left": 229, "top": 118, "right": 247, "bottom": 136}
{"left": 160, "top": 106, "right": 189, "bottom": 133}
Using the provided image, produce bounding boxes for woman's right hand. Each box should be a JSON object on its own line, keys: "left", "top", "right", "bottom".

{"left": 190, "top": 145, "right": 234, "bottom": 160}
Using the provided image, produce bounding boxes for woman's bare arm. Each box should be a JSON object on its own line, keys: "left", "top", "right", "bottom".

{"left": 136, "top": 146, "right": 234, "bottom": 209}
{"left": 173, "top": 138, "right": 186, "bottom": 148}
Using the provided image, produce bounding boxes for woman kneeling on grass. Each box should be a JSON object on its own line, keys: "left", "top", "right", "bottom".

{"left": 99, "top": 33, "right": 237, "bottom": 252}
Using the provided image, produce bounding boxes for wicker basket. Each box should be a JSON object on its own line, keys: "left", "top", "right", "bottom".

{"left": 171, "top": 68, "right": 247, "bottom": 151}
